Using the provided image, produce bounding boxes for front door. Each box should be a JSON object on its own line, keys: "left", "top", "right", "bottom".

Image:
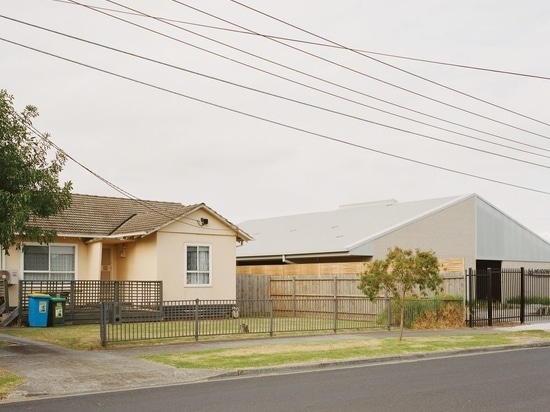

{"left": 101, "top": 248, "right": 112, "bottom": 281}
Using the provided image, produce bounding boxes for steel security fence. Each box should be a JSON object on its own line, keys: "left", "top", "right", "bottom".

{"left": 467, "top": 267, "right": 550, "bottom": 326}
{"left": 99, "top": 297, "right": 458, "bottom": 347}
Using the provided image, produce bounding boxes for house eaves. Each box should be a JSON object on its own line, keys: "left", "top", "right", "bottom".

{"left": 236, "top": 250, "right": 356, "bottom": 263}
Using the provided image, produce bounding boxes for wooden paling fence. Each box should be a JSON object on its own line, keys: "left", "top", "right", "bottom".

{"left": 237, "top": 273, "right": 465, "bottom": 302}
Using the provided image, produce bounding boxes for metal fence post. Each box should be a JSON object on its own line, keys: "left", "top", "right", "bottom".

{"left": 487, "top": 268, "right": 493, "bottom": 326}
{"left": 386, "top": 297, "right": 391, "bottom": 331}
{"left": 292, "top": 277, "right": 296, "bottom": 317}
{"left": 333, "top": 297, "right": 338, "bottom": 333}
{"left": 520, "top": 267, "right": 525, "bottom": 324}
{"left": 100, "top": 302, "right": 107, "bottom": 348}
{"left": 468, "top": 268, "right": 473, "bottom": 328}
{"left": 269, "top": 299, "right": 274, "bottom": 337}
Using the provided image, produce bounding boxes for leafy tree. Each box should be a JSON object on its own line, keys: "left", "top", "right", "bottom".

{"left": 358, "top": 246, "right": 441, "bottom": 341}
{"left": 0, "top": 90, "right": 72, "bottom": 253}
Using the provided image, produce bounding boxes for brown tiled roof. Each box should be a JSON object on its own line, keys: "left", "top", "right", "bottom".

{"left": 33, "top": 194, "right": 200, "bottom": 238}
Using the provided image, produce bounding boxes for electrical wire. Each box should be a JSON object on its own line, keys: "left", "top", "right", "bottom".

{"left": 57, "top": 1, "right": 550, "bottom": 156}
{"left": 16, "top": 114, "right": 224, "bottom": 230}
{"left": 229, "top": 0, "right": 550, "bottom": 130}
{"left": 1, "top": 36, "right": 549, "bottom": 197}
{"left": 172, "top": 0, "right": 550, "bottom": 142}
{"left": 52, "top": 0, "right": 550, "bottom": 82}
{"left": 4, "top": 14, "right": 550, "bottom": 168}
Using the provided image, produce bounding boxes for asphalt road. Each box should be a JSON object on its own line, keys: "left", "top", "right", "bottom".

{"left": 3, "top": 346, "right": 550, "bottom": 412}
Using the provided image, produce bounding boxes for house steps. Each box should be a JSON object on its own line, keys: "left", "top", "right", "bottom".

{"left": 0, "top": 306, "right": 19, "bottom": 327}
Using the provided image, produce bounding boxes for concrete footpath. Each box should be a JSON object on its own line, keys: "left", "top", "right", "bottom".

{"left": 2, "top": 323, "right": 550, "bottom": 403}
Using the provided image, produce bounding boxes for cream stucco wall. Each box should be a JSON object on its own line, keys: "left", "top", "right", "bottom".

{"left": 82, "top": 241, "right": 102, "bottom": 280}
{"left": 3, "top": 208, "right": 241, "bottom": 306}
{"left": 373, "top": 197, "right": 476, "bottom": 269}
{"left": 156, "top": 210, "right": 237, "bottom": 301}
{"left": 116, "top": 235, "right": 158, "bottom": 281}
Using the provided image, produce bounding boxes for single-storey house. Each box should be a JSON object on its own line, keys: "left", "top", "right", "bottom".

{"left": 1, "top": 194, "right": 251, "bottom": 307}
{"left": 236, "top": 194, "right": 550, "bottom": 277}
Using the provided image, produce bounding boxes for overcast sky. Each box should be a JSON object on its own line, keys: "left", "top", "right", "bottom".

{"left": 2, "top": 1, "right": 550, "bottom": 239}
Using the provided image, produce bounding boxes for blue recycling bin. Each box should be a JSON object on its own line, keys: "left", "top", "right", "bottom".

{"left": 28, "top": 294, "right": 52, "bottom": 327}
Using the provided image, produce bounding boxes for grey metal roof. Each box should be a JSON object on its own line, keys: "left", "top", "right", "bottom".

{"left": 237, "top": 195, "right": 470, "bottom": 260}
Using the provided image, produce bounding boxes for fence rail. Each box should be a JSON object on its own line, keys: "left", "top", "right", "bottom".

{"left": 99, "top": 297, "right": 463, "bottom": 347}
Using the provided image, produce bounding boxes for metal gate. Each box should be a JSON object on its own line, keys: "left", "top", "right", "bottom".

{"left": 466, "top": 267, "right": 550, "bottom": 327}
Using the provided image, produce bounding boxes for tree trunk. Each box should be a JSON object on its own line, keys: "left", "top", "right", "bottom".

{"left": 398, "top": 293, "right": 405, "bottom": 341}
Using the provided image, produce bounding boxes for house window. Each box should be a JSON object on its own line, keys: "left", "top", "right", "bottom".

{"left": 186, "top": 244, "right": 211, "bottom": 286}
{"left": 23, "top": 245, "right": 76, "bottom": 281}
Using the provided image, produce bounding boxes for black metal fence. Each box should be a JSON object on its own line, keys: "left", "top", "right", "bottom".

{"left": 99, "top": 297, "right": 463, "bottom": 347}
{"left": 466, "top": 267, "right": 550, "bottom": 326}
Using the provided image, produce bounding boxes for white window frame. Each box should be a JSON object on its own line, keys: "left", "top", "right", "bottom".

{"left": 22, "top": 243, "right": 78, "bottom": 281}
{"left": 184, "top": 243, "right": 212, "bottom": 287}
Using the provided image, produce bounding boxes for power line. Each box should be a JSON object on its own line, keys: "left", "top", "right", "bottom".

{"left": 172, "top": 0, "right": 550, "bottom": 141}
{"left": 59, "top": 0, "right": 550, "bottom": 156}
{"left": 1, "top": 36, "right": 549, "bottom": 197}
{"left": 4, "top": 14, "right": 550, "bottom": 168}
{"left": 230, "top": 0, "right": 550, "bottom": 130}
{"left": 52, "top": 0, "right": 550, "bottom": 82}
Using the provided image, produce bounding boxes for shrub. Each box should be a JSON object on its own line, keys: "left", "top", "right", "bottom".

{"left": 376, "top": 296, "right": 463, "bottom": 329}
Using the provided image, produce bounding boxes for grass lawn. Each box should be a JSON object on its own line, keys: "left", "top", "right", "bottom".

{"left": 1, "top": 324, "right": 104, "bottom": 350}
{"left": 140, "top": 330, "right": 550, "bottom": 369}
{"left": 0, "top": 369, "right": 24, "bottom": 400}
